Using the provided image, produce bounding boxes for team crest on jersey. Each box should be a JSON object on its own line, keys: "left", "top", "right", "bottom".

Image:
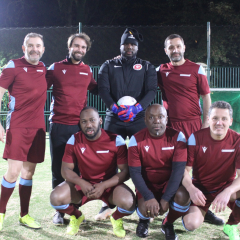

{"left": 62, "top": 69, "right": 67, "bottom": 74}
{"left": 80, "top": 148, "right": 86, "bottom": 154}
{"left": 23, "top": 67, "right": 27, "bottom": 72}
{"left": 202, "top": 146, "right": 207, "bottom": 153}
{"left": 144, "top": 146, "right": 150, "bottom": 152}
{"left": 133, "top": 64, "right": 142, "bottom": 70}
{"left": 166, "top": 72, "right": 169, "bottom": 77}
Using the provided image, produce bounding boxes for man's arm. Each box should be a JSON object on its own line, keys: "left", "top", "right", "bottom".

{"left": 88, "top": 68, "right": 98, "bottom": 95}
{"left": 0, "top": 87, "right": 7, "bottom": 142}
{"left": 128, "top": 135, "right": 159, "bottom": 217}
{"left": 46, "top": 64, "right": 55, "bottom": 89}
{"left": 87, "top": 163, "right": 129, "bottom": 199}
{"left": 212, "top": 169, "right": 240, "bottom": 213}
{"left": 138, "top": 63, "right": 157, "bottom": 110}
{"left": 161, "top": 132, "right": 187, "bottom": 214}
{"left": 61, "top": 161, "right": 94, "bottom": 198}
{"left": 201, "top": 93, "right": 211, "bottom": 128}
{"left": 182, "top": 166, "right": 206, "bottom": 206}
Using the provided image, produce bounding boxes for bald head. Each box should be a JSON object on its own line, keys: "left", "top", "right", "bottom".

{"left": 145, "top": 104, "right": 168, "bottom": 137}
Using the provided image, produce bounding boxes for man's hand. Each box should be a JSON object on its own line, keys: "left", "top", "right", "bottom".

{"left": 212, "top": 189, "right": 231, "bottom": 213}
{"left": 144, "top": 198, "right": 160, "bottom": 218}
{"left": 159, "top": 199, "right": 169, "bottom": 215}
{"left": 87, "top": 182, "right": 106, "bottom": 199}
{"left": 0, "top": 124, "right": 4, "bottom": 143}
{"left": 78, "top": 179, "right": 95, "bottom": 198}
{"left": 111, "top": 103, "right": 119, "bottom": 115}
{"left": 188, "top": 186, "right": 206, "bottom": 206}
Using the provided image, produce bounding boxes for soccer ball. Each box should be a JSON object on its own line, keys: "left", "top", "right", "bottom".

{"left": 117, "top": 96, "right": 137, "bottom": 106}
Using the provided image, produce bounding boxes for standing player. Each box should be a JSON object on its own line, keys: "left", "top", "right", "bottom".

{"left": 0, "top": 33, "right": 46, "bottom": 230}
{"left": 157, "top": 34, "right": 223, "bottom": 225}
{"left": 179, "top": 101, "right": 240, "bottom": 240}
{"left": 50, "top": 107, "right": 136, "bottom": 237}
{"left": 128, "top": 104, "right": 189, "bottom": 239}
{"left": 46, "top": 33, "right": 98, "bottom": 224}
{"left": 97, "top": 28, "right": 157, "bottom": 219}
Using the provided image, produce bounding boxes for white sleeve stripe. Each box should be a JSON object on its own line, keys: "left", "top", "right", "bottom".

{"left": 177, "top": 131, "right": 186, "bottom": 143}
{"left": 128, "top": 136, "right": 137, "bottom": 147}
{"left": 187, "top": 133, "right": 196, "bottom": 146}
{"left": 48, "top": 63, "right": 55, "bottom": 70}
{"left": 116, "top": 135, "right": 125, "bottom": 146}
{"left": 67, "top": 135, "right": 75, "bottom": 145}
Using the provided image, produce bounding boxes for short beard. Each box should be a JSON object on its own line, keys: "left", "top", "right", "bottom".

{"left": 82, "top": 123, "right": 101, "bottom": 140}
{"left": 71, "top": 52, "right": 84, "bottom": 62}
{"left": 169, "top": 52, "right": 184, "bottom": 62}
{"left": 121, "top": 50, "right": 138, "bottom": 60}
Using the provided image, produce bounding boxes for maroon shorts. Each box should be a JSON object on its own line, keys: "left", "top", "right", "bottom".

{"left": 136, "top": 183, "right": 168, "bottom": 202}
{"left": 168, "top": 117, "right": 202, "bottom": 139}
{"left": 76, "top": 183, "right": 124, "bottom": 208}
{"left": 3, "top": 128, "right": 45, "bottom": 163}
{"left": 191, "top": 181, "right": 233, "bottom": 212}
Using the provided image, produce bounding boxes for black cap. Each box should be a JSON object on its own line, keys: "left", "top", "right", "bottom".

{"left": 120, "top": 28, "right": 143, "bottom": 46}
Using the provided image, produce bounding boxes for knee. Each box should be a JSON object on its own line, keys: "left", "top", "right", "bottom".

{"left": 183, "top": 216, "right": 202, "bottom": 231}
{"left": 174, "top": 186, "right": 190, "bottom": 205}
{"left": 5, "top": 169, "right": 20, "bottom": 182}
{"left": 119, "top": 194, "right": 136, "bottom": 211}
{"left": 50, "top": 187, "right": 65, "bottom": 206}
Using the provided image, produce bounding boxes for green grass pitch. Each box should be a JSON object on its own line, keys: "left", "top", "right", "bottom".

{"left": 0, "top": 140, "right": 236, "bottom": 239}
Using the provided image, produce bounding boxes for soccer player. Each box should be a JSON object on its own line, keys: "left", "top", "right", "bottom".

{"left": 181, "top": 101, "right": 240, "bottom": 239}
{"left": 128, "top": 104, "right": 189, "bottom": 239}
{"left": 157, "top": 34, "right": 223, "bottom": 225}
{"left": 46, "top": 33, "right": 98, "bottom": 224}
{"left": 97, "top": 27, "right": 157, "bottom": 220}
{"left": 0, "top": 33, "right": 46, "bottom": 230}
{"left": 50, "top": 107, "right": 136, "bottom": 237}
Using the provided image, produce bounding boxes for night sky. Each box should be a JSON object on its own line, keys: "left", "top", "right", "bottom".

{"left": 0, "top": 0, "right": 240, "bottom": 28}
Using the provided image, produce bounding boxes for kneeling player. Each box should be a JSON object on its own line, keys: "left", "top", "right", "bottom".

{"left": 128, "top": 104, "right": 189, "bottom": 240}
{"left": 50, "top": 107, "right": 136, "bottom": 237}
{"left": 179, "top": 101, "right": 240, "bottom": 240}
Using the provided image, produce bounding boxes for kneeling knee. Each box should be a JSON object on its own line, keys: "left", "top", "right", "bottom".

{"left": 183, "top": 218, "right": 201, "bottom": 231}
{"left": 119, "top": 196, "right": 136, "bottom": 211}
{"left": 50, "top": 188, "right": 64, "bottom": 206}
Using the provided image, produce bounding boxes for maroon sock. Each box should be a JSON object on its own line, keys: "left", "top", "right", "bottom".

{"left": 227, "top": 201, "right": 240, "bottom": 225}
{"left": 0, "top": 177, "right": 16, "bottom": 213}
{"left": 19, "top": 179, "right": 32, "bottom": 217}
{"left": 112, "top": 207, "right": 133, "bottom": 220}
{"left": 164, "top": 202, "right": 190, "bottom": 224}
{"left": 58, "top": 204, "right": 82, "bottom": 219}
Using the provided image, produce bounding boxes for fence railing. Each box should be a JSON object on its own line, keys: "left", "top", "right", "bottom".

{"left": 0, "top": 65, "right": 240, "bottom": 132}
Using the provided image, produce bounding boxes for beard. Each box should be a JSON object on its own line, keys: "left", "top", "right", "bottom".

{"left": 25, "top": 50, "right": 42, "bottom": 63}
{"left": 121, "top": 49, "right": 138, "bottom": 59}
{"left": 70, "top": 51, "right": 85, "bottom": 62}
{"left": 169, "top": 52, "right": 184, "bottom": 62}
{"left": 82, "top": 123, "right": 101, "bottom": 140}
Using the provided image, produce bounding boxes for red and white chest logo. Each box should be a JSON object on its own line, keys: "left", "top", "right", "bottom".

{"left": 62, "top": 69, "right": 67, "bottom": 74}
{"left": 133, "top": 64, "right": 142, "bottom": 71}
{"left": 80, "top": 148, "right": 86, "bottom": 154}
{"left": 166, "top": 72, "right": 169, "bottom": 77}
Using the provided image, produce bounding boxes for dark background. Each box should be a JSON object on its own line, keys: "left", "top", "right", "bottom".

{"left": 0, "top": 0, "right": 240, "bottom": 66}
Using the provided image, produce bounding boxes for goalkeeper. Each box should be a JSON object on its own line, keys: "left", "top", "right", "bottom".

{"left": 97, "top": 28, "right": 157, "bottom": 220}
{"left": 98, "top": 27, "right": 157, "bottom": 140}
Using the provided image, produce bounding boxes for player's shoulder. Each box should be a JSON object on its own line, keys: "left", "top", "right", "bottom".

{"left": 228, "top": 128, "right": 240, "bottom": 140}
{"left": 129, "top": 128, "right": 149, "bottom": 146}
{"left": 188, "top": 127, "right": 209, "bottom": 145}
{"left": 184, "top": 59, "right": 201, "bottom": 70}
{"left": 165, "top": 127, "right": 186, "bottom": 142}
{"left": 102, "top": 130, "right": 125, "bottom": 146}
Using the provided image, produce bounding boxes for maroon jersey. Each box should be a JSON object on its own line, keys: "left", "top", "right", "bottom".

{"left": 0, "top": 57, "right": 47, "bottom": 129}
{"left": 62, "top": 129, "right": 127, "bottom": 184}
{"left": 128, "top": 127, "right": 187, "bottom": 192}
{"left": 46, "top": 58, "right": 97, "bottom": 125}
{"left": 157, "top": 59, "right": 210, "bottom": 121}
{"left": 187, "top": 128, "right": 240, "bottom": 192}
